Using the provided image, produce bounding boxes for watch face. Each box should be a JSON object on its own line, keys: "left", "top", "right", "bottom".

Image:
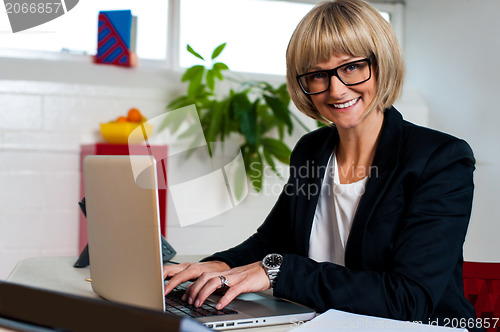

{"left": 264, "top": 254, "right": 283, "bottom": 268}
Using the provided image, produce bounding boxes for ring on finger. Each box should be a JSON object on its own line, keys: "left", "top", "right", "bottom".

{"left": 218, "top": 275, "right": 230, "bottom": 288}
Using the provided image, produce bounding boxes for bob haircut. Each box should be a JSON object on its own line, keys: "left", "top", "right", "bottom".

{"left": 286, "top": 0, "right": 405, "bottom": 124}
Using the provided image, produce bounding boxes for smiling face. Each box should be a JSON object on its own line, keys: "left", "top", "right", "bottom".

{"left": 309, "top": 53, "right": 381, "bottom": 131}
{"left": 287, "top": 1, "right": 404, "bottom": 125}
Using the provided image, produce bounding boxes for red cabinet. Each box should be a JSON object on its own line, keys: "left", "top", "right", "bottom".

{"left": 79, "top": 143, "right": 168, "bottom": 252}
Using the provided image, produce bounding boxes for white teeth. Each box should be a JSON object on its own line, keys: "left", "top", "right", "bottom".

{"left": 332, "top": 98, "right": 359, "bottom": 109}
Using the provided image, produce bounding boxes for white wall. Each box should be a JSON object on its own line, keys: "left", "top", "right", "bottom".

{"left": 404, "top": 0, "right": 500, "bottom": 262}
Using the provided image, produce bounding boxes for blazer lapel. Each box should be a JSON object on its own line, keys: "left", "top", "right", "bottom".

{"left": 345, "top": 107, "right": 403, "bottom": 268}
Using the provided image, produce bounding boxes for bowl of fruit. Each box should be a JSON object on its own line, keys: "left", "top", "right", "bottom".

{"left": 100, "top": 108, "right": 153, "bottom": 144}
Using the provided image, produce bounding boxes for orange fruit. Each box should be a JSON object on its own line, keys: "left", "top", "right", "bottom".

{"left": 127, "top": 108, "right": 143, "bottom": 123}
{"left": 116, "top": 116, "right": 127, "bottom": 123}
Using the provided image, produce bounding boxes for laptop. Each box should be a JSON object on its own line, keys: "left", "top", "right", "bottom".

{"left": 83, "top": 155, "right": 316, "bottom": 330}
{"left": 0, "top": 281, "right": 208, "bottom": 332}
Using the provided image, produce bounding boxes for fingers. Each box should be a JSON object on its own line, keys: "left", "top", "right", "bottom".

{"left": 163, "top": 261, "right": 230, "bottom": 295}
{"left": 183, "top": 261, "right": 271, "bottom": 309}
{"left": 216, "top": 286, "right": 243, "bottom": 310}
{"left": 163, "top": 263, "right": 198, "bottom": 294}
{"left": 182, "top": 272, "right": 224, "bottom": 306}
{"left": 163, "top": 262, "right": 189, "bottom": 279}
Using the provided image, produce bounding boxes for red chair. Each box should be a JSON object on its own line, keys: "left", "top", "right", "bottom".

{"left": 463, "top": 262, "right": 500, "bottom": 332}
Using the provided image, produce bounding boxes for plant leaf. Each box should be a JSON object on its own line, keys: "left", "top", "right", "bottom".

{"left": 206, "top": 100, "right": 228, "bottom": 144}
{"left": 231, "top": 156, "right": 248, "bottom": 201}
{"left": 212, "top": 62, "right": 229, "bottom": 80}
{"left": 263, "top": 149, "right": 281, "bottom": 177}
{"left": 244, "top": 150, "right": 263, "bottom": 192}
{"left": 232, "top": 93, "right": 257, "bottom": 147}
{"left": 261, "top": 137, "right": 292, "bottom": 165}
{"left": 276, "top": 83, "right": 291, "bottom": 105}
{"left": 166, "top": 95, "right": 191, "bottom": 111}
{"left": 187, "top": 67, "right": 205, "bottom": 97}
{"left": 182, "top": 65, "right": 204, "bottom": 82}
{"left": 187, "top": 44, "right": 204, "bottom": 60}
{"left": 211, "top": 42, "right": 226, "bottom": 60}
{"left": 213, "top": 62, "right": 229, "bottom": 71}
{"left": 277, "top": 122, "right": 285, "bottom": 140}
{"left": 263, "top": 95, "right": 293, "bottom": 135}
{"left": 259, "top": 81, "right": 274, "bottom": 93}
{"left": 222, "top": 90, "right": 236, "bottom": 138}
{"left": 206, "top": 69, "right": 215, "bottom": 91}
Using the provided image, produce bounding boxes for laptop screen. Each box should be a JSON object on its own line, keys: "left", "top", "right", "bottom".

{"left": 84, "top": 155, "right": 166, "bottom": 311}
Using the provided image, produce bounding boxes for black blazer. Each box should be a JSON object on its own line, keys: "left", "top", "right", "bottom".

{"left": 205, "top": 107, "right": 477, "bottom": 327}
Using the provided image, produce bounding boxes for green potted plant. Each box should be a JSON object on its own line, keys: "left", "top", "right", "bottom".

{"left": 162, "top": 43, "right": 311, "bottom": 192}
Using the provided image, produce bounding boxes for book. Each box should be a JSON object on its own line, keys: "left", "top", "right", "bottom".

{"left": 95, "top": 10, "right": 137, "bottom": 67}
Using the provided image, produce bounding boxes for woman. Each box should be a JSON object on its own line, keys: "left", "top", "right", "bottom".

{"left": 164, "top": 0, "right": 478, "bottom": 328}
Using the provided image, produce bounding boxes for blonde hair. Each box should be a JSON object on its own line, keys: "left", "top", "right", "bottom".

{"left": 286, "top": 0, "right": 405, "bottom": 123}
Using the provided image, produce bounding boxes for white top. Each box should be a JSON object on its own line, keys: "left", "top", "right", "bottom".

{"left": 308, "top": 153, "right": 368, "bottom": 266}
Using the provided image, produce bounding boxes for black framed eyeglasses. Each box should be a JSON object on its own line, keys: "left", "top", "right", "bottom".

{"left": 296, "top": 58, "right": 372, "bottom": 95}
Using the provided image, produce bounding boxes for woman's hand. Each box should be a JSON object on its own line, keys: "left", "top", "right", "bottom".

{"left": 182, "top": 261, "right": 271, "bottom": 310}
{"left": 163, "top": 261, "right": 230, "bottom": 295}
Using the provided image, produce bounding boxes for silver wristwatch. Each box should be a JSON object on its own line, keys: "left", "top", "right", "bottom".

{"left": 262, "top": 253, "right": 283, "bottom": 288}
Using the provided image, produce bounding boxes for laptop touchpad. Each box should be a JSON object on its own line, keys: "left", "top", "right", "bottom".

{"left": 235, "top": 293, "right": 267, "bottom": 301}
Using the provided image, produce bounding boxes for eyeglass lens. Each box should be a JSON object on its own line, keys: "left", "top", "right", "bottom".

{"left": 299, "top": 60, "right": 371, "bottom": 94}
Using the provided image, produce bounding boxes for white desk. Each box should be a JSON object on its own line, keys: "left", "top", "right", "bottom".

{"left": 5, "top": 256, "right": 289, "bottom": 332}
{"left": 7, "top": 256, "right": 97, "bottom": 298}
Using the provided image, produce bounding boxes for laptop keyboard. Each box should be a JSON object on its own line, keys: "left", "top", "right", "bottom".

{"left": 165, "top": 285, "right": 238, "bottom": 318}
